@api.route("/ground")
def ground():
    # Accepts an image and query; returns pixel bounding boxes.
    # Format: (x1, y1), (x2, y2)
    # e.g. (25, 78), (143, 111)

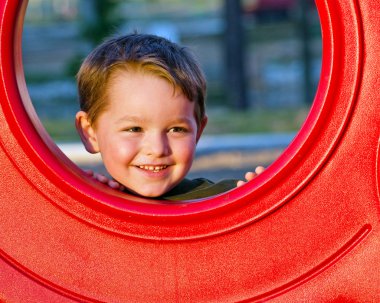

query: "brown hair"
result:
(77, 33), (207, 127)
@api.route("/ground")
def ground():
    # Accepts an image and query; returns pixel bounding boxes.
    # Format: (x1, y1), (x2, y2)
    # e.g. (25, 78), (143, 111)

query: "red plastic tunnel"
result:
(0, 0), (379, 302)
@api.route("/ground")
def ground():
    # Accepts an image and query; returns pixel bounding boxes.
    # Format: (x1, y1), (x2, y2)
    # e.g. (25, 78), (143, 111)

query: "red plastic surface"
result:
(1, 0), (379, 301)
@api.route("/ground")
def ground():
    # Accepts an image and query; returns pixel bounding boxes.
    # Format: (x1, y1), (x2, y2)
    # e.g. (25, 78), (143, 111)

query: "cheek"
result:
(99, 139), (136, 163)
(171, 138), (197, 163)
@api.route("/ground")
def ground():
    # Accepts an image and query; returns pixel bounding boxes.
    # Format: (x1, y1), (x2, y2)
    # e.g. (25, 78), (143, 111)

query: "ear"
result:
(75, 111), (100, 154)
(196, 115), (208, 143)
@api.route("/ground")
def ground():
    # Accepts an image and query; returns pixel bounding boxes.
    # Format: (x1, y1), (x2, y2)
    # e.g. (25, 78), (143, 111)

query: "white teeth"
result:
(138, 165), (167, 172)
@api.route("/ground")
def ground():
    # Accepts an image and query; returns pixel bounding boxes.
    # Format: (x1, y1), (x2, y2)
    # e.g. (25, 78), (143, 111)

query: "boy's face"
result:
(76, 70), (207, 198)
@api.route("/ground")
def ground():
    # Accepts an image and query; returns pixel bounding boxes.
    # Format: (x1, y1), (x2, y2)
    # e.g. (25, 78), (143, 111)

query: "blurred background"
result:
(22, 0), (322, 181)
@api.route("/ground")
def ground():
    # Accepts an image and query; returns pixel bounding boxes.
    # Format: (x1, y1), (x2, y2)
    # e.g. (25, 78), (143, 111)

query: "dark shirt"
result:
(160, 178), (238, 201)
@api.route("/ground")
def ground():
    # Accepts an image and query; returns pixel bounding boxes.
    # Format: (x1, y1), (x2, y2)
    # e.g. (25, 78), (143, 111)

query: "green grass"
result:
(42, 119), (79, 142)
(41, 106), (310, 142)
(204, 106), (310, 135)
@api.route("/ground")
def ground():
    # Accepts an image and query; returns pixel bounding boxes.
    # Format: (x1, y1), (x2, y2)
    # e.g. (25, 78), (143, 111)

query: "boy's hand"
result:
(84, 169), (125, 191)
(237, 166), (265, 187)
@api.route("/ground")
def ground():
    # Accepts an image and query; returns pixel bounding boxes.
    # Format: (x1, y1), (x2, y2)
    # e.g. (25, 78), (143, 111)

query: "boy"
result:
(75, 33), (263, 200)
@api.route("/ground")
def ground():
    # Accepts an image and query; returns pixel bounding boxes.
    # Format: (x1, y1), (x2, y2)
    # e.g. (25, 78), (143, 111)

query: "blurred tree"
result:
(66, 0), (122, 77)
(79, 0), (123, 45)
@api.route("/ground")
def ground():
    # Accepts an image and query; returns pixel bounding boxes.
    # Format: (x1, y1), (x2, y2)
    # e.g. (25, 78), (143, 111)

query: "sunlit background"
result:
(22, 0), (321, 180)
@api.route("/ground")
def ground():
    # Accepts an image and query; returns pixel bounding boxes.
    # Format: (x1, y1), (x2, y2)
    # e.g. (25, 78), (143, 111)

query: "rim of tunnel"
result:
(0, 0), (363, 240)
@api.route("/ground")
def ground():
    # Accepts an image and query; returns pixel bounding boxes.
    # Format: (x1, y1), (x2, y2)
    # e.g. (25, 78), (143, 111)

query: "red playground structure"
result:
(0, 0), (379, 301)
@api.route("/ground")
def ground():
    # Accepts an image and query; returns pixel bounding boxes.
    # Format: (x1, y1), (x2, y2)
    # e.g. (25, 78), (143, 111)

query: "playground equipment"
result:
(0, 0), (379, 301)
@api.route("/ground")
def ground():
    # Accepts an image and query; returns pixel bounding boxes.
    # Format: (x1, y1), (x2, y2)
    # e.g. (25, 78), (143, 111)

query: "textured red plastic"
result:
(0, 0), (379, 301)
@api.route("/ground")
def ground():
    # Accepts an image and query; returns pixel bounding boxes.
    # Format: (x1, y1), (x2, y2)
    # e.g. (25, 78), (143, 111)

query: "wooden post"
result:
(298, 0), (314, 104)
(224, 0), (248, 109)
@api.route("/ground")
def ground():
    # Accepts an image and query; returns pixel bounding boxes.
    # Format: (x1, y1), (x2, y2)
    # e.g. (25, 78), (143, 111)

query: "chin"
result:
(121, 179), (178, 198)
(137, 192), (165, 199)
(129, 187), (167, 199)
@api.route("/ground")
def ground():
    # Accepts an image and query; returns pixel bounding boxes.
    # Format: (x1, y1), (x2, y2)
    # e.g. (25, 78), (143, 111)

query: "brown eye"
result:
(169, 127), (187, 133)
(126, 127), (143, 132)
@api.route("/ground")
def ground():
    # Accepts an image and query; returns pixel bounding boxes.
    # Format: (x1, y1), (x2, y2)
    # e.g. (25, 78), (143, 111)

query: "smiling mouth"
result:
(138, 165), (168, 173)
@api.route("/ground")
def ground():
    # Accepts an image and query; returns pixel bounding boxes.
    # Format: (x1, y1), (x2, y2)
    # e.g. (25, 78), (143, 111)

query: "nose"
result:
(142, 131), (170, 157)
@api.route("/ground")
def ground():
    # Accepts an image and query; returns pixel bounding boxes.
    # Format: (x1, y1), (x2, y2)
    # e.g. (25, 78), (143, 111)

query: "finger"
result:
(108, 180), (125, 191)
(108, 180), (121, 189)
(84, 169), (94, 176)
(255, 166), (265, 175)
(245, 171), (257, 181)
(237, 180), (246, 187)
(95, 174), (108, 183)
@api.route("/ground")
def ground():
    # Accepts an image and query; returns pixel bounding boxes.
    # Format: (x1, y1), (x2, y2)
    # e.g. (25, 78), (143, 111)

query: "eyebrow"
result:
(115, 115), (194, 126)
(115, 115), (146, 125)
(170, 117), (194, 125)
